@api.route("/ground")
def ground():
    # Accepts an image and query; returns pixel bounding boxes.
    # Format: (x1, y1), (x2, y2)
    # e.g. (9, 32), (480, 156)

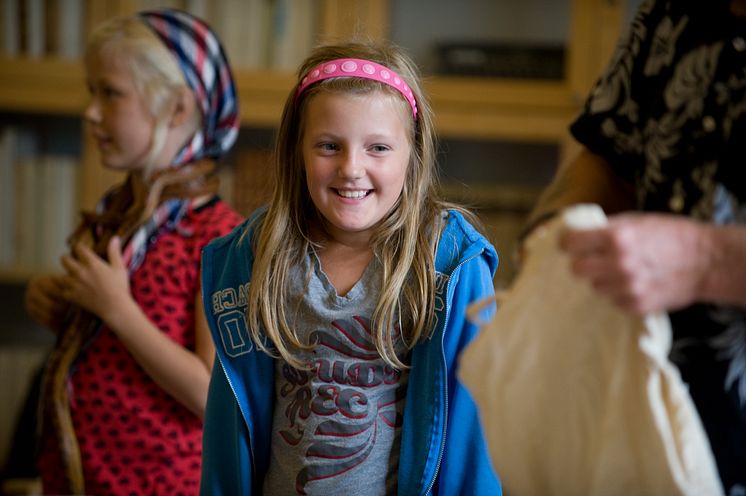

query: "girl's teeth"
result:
(338, 190), (367, 199)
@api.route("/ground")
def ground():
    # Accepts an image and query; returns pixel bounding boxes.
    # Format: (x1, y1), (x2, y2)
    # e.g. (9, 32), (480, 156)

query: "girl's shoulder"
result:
(203, 204), (266, 255)
(200, 206), (266, 292)
(438, 208), (492, 250)
(435, 208), (498, 275)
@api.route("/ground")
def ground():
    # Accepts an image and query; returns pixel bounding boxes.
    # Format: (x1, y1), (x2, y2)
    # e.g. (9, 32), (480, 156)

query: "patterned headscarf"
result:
(94, 8), (241, 271)
(139, 8), (239, 165)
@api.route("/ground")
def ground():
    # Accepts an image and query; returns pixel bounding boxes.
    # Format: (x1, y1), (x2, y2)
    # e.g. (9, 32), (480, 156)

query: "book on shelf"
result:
(13, 127), (39, 270)
(37, 155), (58, 268)
(205, 0), (273, 70)
(1, 0), (20, 56)
(54, 0), (84, 59)
(137, 0), (182, 10)
(216, 161), (235, 209)
(0, 127), (17, 266)
(4, 0), (84, 59)
(184, 0), (208, 19)
(244, 0), (273, 69)
(269, 0), (317, 71)
(202, 0), (317, 70)
(436, 42), (565, 80)
(38, 154), (77, 269)
(23, 0), (45, 58)
(231, 148), (274, 217)
(4, 125), (78, 272)
(3, 0), (318, 70)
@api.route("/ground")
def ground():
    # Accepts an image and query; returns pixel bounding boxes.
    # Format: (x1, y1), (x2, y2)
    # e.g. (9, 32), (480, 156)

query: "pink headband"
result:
(295, 58), (418, 119)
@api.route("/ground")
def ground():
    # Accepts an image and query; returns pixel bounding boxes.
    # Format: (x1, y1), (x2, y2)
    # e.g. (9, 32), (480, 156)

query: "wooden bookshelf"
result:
(0, 57), (87, 115)
(0, 0), (629, 281)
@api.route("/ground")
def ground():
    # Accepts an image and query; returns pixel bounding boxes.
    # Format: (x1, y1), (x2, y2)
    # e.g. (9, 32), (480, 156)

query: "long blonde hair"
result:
(248, 41), (477, 369)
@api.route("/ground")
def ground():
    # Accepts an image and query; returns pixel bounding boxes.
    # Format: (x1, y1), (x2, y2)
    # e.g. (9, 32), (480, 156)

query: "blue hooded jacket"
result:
(199, 209), (502, 495)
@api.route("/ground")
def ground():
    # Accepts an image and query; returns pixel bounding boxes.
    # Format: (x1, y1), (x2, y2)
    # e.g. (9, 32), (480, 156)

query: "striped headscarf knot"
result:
(138, 9), (240, 165)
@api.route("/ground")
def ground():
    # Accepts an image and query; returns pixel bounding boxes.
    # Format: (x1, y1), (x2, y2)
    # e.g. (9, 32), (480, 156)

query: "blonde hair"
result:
(85, 15), (201, 177)
(248, 41), (479, 369)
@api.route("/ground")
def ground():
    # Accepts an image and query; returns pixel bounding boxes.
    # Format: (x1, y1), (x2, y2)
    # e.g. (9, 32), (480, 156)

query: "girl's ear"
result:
(169, 87), (197, 128)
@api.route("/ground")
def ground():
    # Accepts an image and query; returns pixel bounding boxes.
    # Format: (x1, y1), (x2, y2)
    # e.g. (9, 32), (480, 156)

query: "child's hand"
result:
(61, 236), (134, 326)
(25, 274), (69, 332)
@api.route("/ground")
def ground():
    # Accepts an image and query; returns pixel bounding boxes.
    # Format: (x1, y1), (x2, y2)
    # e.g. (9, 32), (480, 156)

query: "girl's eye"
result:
(318, 142), (339, 152)
(103, 87), (120, 98)
(371, 144), (390, 153)
(89, 83), (123, 99)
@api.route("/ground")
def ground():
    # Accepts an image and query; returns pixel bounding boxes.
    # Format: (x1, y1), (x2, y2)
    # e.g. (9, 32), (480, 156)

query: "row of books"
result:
(0, 121), (278, 274)
(1, 0), (84, 59)
(436, 42), (565, 80)
(0, 126), (78, 271)
(218, 148), (274, 218)
(1, 0), (319, 71)
(187, 0), (319, 71)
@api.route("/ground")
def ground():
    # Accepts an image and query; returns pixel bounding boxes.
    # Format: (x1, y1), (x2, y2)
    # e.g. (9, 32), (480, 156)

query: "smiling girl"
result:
(199, 42), (502, 495)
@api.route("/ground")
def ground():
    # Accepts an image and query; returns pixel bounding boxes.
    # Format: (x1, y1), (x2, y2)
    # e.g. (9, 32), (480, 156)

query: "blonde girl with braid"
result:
(24, 9), (242, 495)
(199, 41), (502, 495)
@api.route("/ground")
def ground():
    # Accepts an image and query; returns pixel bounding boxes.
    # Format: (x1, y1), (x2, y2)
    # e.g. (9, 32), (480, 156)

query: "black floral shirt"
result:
(570, 0), (746, 492)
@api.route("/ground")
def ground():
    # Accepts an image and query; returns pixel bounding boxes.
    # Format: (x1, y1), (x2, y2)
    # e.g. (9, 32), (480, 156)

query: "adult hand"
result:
(60, 236), (134, 326)
(25, 274), (69, 332)
(559, 213), (709, 315)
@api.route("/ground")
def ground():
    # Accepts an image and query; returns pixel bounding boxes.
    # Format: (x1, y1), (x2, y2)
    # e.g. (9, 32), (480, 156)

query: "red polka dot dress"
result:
(39, 198), (242, 496)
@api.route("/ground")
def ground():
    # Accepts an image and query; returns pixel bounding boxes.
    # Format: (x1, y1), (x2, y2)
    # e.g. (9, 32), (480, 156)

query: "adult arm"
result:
(531, 147), (746, 313)
(60, 236), (215, 418)
(524, 146), (636, 234)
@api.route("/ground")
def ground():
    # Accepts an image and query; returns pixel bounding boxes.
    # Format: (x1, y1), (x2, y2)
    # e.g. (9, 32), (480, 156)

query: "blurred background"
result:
(0, 0), (643, 492)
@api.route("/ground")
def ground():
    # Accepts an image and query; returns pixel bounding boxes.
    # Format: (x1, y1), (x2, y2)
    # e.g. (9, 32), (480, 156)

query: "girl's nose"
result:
(338, 151), (364, 179)
(83, 97), (100, 123)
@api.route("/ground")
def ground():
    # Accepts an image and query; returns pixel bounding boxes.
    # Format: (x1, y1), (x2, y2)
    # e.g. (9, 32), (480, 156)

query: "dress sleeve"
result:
(569, 0), (662, 182)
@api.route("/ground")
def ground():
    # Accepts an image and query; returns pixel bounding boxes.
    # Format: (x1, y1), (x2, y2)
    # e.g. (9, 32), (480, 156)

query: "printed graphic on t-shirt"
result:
(272, 315), (406, 495)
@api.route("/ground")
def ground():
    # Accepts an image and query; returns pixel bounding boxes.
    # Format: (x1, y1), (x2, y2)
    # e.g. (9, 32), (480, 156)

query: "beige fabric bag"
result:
(458, 204), (723, 496)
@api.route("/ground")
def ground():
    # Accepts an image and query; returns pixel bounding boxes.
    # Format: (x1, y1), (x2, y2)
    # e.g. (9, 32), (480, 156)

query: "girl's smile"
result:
(302, 90), (411, 246)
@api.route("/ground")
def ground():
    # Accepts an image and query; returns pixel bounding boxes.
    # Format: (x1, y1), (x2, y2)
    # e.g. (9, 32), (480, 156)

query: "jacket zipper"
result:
(422, 250), (483, 495)
(217, 356), (257, 481)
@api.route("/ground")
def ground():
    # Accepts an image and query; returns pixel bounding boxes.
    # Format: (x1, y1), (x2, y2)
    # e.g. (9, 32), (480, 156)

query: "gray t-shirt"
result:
(262, 251), (409, 496)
